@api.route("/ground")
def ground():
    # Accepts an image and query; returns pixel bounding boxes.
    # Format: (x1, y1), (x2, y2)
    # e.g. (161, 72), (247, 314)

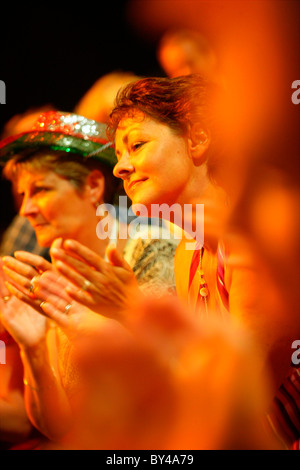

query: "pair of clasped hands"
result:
(0, 239), (139, 341)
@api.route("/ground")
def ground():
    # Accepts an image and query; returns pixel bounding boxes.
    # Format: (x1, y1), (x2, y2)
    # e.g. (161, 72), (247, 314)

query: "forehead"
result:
(115, 113), (171, 142)
(116, 110), (146, 132)
(16, 168), (58, 191)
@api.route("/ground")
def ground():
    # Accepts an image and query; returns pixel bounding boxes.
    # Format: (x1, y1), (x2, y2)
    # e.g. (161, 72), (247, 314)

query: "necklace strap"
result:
(188, 241), (229, 316)
(188, 241), (203, 289)
(216, 242), (229, 311)
(188, 242), (209, 316)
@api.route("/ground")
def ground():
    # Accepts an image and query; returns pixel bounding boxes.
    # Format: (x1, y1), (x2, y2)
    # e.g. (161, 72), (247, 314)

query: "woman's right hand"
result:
(2, 251), (53, 313)
(0, 258), (50, 349)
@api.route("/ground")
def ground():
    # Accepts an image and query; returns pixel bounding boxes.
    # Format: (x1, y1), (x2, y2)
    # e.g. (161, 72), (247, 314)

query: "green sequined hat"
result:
(0, 111), (117, 167)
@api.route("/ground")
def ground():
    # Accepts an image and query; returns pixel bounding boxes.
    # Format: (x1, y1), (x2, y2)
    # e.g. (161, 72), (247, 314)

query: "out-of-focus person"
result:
(42, 295), (281, 450)
(75, 71), (141, 124)
(157, 28), (221, 84)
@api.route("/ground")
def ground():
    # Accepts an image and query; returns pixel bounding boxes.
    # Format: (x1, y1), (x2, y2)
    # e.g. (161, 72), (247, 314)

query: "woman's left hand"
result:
(50, 239), (141, 324)
(30, 269), (106, 335)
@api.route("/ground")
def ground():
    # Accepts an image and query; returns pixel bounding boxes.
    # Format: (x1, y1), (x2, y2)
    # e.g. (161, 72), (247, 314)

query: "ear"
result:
(84, 169), (105, 206)
(187, 123), (210, 163)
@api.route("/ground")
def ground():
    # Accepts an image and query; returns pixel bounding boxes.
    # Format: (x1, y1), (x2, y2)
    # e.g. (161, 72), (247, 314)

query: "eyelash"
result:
(131, 142), (145, 152)
(18, 187), (50, 198)
(34, 187), (49, 194)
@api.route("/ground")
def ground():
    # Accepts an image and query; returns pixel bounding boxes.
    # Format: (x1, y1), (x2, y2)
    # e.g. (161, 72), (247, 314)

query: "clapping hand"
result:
(2, 251), (53, 313)
(0, 257), (50, 348)
(48, 238), (141, 324)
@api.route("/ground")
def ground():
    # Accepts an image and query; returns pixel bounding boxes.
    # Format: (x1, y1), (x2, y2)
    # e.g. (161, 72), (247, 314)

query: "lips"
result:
(127, 178), (148, 192)
(31, 222), (48, 229)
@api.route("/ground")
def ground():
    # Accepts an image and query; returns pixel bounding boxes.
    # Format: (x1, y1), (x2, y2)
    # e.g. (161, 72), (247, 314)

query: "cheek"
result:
(40, 196), (63, 219)
(40, 189), (81, 221)
(154, 154), (189, 187)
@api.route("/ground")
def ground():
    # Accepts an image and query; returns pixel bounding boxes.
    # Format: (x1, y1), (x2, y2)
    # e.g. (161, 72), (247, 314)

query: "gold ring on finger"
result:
(29, 275), (40, 293)
(82, 279), (91, 291)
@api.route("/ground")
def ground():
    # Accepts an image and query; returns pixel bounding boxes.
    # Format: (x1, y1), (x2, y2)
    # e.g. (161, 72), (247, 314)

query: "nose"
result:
(19, 194), (39, 218)
(113, 152), (135, 181)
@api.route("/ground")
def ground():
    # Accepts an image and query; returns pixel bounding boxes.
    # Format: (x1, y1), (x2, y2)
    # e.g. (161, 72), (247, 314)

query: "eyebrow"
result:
(123, 126), (144, 144)
(115, 126), (141, 157)
(16, 176), (48, 192)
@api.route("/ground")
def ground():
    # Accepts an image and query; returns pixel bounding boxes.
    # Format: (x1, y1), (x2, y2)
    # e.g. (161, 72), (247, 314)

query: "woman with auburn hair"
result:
(107, 74), (299, 449)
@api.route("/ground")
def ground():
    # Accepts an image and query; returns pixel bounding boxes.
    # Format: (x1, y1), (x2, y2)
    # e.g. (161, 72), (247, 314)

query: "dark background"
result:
(0, 1), (163, 129)
(0, 1), (164, 230)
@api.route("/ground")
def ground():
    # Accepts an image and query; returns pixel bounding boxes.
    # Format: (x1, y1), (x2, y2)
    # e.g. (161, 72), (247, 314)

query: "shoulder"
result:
(123, 230), (180, 295)
(123, 222), (180, 269)
(124, 236), (179, 273)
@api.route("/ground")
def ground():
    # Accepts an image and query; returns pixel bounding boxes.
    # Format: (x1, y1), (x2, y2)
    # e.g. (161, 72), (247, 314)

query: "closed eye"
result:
(131, 142), (145, 152)
(33, 186), (52, 195)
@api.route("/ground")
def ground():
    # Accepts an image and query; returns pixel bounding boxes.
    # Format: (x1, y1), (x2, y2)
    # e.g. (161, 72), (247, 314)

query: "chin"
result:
(131, 199), (153, 217)
(36, 237), (53, 248)
(130, 193), (158, 211)
(132, 196), (169, 214)
(35, 232), (57, 248)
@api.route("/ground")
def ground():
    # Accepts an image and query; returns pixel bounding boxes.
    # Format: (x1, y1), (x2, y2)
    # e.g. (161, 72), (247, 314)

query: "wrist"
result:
(23, 376), (40, 392)
(19, 339), (49, 367)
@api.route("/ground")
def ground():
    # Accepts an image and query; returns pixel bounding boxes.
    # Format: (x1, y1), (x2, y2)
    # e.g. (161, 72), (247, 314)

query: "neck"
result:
(75, 226), (109, 258)
(73, 210), (117, 257)
(178, 178), (229, 253)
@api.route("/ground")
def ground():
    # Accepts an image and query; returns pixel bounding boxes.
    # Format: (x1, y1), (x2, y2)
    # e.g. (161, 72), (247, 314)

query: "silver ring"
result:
(82, 279), (91, 291)
(64, 303), (72, 314)
(3, 296), (11, 303)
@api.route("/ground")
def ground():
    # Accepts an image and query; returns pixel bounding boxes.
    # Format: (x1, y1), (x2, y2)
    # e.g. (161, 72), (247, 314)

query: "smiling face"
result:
(113, 113), (196, 211)
(16, 169), (93, 247)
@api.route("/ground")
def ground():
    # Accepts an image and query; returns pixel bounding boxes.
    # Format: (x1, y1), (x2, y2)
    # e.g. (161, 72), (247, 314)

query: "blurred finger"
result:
(3, 255), (38, 280)
(51, 238), (63, 250)
(35, 285), (72, 313)
(39, 301), (70, 328)
(52, 247), (107, 284)
(54, 259), (100, 294)
(65, 286), (96, 307)
(37, 272), (73, 303)
(14, 251), (53, 273)
(51, 247), (99, 274)
(3, 265), (33, 291)
(5, 281), (44, 312)
(39, 269), (70, 289)
(62, 239), (105, 270)
(3, 268), (39, 300)
(105, 244), (132, 271)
